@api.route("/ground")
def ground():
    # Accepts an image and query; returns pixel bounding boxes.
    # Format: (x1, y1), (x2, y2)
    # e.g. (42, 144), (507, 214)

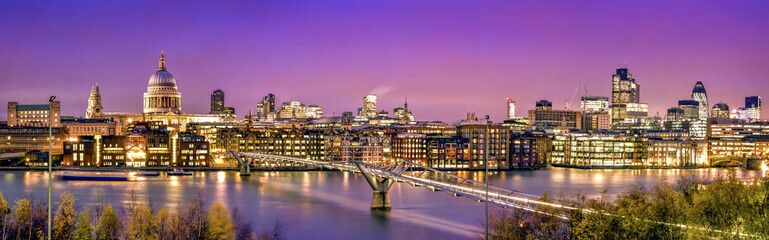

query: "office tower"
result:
(610, 67), (642, 123)
(535, 100), (552, 110)
(257, 93), (276, 120)
(278, 101), (307, 118)
(678, 100), (700, 120)
(711, 103), (730, 119)
(580, 96), (609, 113)
(506, 98), (516, 119)
(361, 94), (377, 118)
(690, 80), (708, 119)
(667, 107), (684, 121)
(305, 105), (323, 119)
(341, 112), (353, 125)
(143, 50), (182, 114)
(528, 108), (582, 130)
(210, 89), (224, 114)
(745, 96), (762, 120)
(86, 83), (103, 118)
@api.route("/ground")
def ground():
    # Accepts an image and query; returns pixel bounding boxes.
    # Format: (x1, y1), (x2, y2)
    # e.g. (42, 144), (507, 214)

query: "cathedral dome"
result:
(149, 70), (176, 87)
(147, 50), (177, 89)
(143, 50), (182, 114)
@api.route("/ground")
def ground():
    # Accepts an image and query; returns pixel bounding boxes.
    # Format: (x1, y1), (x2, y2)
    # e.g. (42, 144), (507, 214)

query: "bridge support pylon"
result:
(230, 151), (253, 176)
(354, 162), (395, 211)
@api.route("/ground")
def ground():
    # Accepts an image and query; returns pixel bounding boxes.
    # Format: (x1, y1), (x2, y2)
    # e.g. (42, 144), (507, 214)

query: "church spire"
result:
(246, 109), (253, 132)
(158, 49), (166, 71)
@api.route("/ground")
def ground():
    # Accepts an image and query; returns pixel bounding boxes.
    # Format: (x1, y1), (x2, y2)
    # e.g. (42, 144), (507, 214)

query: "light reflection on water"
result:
(0, 167), (765, 240)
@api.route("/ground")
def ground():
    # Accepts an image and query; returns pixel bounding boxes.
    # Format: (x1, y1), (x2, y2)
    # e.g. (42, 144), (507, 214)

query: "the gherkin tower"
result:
(691, 80), (708, 119)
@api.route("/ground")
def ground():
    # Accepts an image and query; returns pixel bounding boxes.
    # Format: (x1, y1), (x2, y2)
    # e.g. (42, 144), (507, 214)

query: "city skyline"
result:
(2, 1), (769, 122)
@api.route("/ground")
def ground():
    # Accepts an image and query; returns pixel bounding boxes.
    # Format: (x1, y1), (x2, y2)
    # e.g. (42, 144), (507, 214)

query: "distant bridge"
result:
(710, 156), (766, 169)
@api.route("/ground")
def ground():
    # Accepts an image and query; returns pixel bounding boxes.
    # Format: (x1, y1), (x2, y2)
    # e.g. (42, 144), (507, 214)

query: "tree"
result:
(0, 191), (9, 239)
(96, 205), (121, 240)
(206, 202), (235, 240)
(12, 197), (32, 240)
(156, 207), (170, 240)
(73, 207), (94, 240)
(126, 203), (158, 240)
(231, 207), (255, 240)
(53, 192), (77, 240)
(178, 194), (207, 239)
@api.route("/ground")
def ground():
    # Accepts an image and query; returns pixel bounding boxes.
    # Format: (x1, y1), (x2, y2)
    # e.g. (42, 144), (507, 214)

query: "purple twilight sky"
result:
(2, 0), (769, 122)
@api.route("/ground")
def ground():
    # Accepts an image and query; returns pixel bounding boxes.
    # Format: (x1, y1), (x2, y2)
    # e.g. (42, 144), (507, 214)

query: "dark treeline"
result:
(0, 191), (280, 240)
(489, 175), (769, 239)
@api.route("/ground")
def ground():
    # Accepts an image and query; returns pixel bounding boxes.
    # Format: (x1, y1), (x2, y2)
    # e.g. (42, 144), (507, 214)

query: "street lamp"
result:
(48, 95), (55, 240)
(484, 114), (490, 240)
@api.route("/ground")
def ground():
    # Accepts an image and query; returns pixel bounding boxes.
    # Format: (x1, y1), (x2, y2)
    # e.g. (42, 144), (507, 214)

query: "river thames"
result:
(0, 167), (765, 239)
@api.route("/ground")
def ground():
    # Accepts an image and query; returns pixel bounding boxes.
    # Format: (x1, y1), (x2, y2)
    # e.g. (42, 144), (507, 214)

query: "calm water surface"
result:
(0, 167), (765, 239)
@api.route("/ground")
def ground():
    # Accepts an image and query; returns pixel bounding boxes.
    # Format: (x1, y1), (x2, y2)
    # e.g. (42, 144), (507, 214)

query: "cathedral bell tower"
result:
(86, 83), (103, 118)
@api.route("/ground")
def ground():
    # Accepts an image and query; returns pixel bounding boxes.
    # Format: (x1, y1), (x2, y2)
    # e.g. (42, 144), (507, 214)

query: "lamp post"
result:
(484, 114), (490, 240)
(48, 95), (55, 240)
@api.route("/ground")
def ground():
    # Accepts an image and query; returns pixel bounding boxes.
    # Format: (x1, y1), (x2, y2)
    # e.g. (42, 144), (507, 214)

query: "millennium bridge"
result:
(228, 151), (759, 237)
(229, 151), (573, 217)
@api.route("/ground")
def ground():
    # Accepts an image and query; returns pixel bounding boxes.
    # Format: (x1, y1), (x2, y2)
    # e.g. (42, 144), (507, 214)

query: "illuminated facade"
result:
(143, 50), (181, 114)
(61, 118), (116, 138)
(535, 100), (552, 110)
(257, 93), (276, 120)
(711, 103), (730, 119)
(582, 113), (611, 131)
(551, 134), (646, 167)
(508, 131), (550, 168)
(325, 133), (390, 165)
(743, 96), (762, 121)
(86, 84), (103, 118)
(690, 80), (709, 119)
(610, 68), (646, 124)
(581, 96), (609, 113)
(506, 98), (516, 119)
(63, 135), (126, 167)
(457, 122), (508, 169)
(708, 136), (769, 165)
(528, 109), (582, 130)
(210, 89), (225, 114)
(0, 126), (65, 155)
(646, 138), (705, 167)
(360, 94), (378, 119)
(305, 105), (324, 119)
(708, 121), (769, 139)
(391, 133), (428, 166)
(7, 101), (61, 127)
(678, 100), (699, 121)
(178, 133), (209, 167)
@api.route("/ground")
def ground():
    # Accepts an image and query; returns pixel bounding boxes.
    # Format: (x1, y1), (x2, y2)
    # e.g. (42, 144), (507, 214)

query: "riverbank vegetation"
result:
(489, 175), (769, 239)
(0, 191), (280, 240)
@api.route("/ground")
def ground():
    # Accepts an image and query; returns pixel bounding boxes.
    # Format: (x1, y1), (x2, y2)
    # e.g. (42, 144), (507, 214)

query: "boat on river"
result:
(58, 171), (132, 181)
(167, 169), (192, 176)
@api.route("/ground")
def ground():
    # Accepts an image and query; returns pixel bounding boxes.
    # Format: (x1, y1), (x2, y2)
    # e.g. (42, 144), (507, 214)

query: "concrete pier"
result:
(371, 191), (391, 211)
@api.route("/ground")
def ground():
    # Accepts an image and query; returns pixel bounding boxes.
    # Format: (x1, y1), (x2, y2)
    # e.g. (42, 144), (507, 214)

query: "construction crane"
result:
(564, 75), (584, 111)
